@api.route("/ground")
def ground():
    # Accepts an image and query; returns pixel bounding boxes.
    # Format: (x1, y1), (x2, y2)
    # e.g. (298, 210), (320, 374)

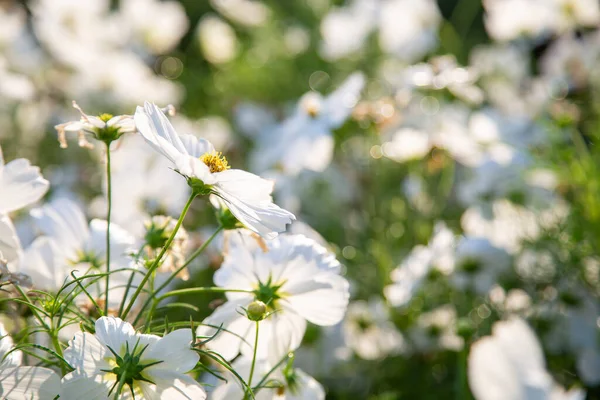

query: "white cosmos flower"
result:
(343, 298), (404, 360)
(468, 318), (585, 400)
(197, 234), (349, 362)
(0, 146), (49, 263)
(451, 237), (511, 295)
(28, 198), (137, 309)
(0, 366), (62, 400)
(134, 101), (295, 240)
(384, 223), (455, 307)
(210, 356), (325, 400)
(62, 316), (205, 399)
(54, 101), (137, 149)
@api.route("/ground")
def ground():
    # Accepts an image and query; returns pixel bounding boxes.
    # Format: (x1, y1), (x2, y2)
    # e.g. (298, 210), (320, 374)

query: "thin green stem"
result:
(132, 226), (223, 325)
(159, 287), (253, 301)
(120, 192), (196, 320)
(246, 321), (260, 399)
(143, 287), (252, 328)
(50, 331), (66, 375)
(105, 143), (112, 316)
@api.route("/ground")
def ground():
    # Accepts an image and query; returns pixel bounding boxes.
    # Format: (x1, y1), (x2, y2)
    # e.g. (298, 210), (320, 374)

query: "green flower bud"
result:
(247, 300), (268, 321)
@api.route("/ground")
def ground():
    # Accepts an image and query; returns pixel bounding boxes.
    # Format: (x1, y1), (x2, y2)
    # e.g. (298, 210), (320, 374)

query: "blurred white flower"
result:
(135, 101), (295, 239)
(0, 147), (49, 263)
(0, 147), (49, 215)
(62, 316), (205, 399)
(382, 128), (431, 162)
(252, 73), (365, 175)
(539, 32), (600, 92)
(382, 103), (485, 167)
(451, 237), (511, 294)
(378, 0), (441, 62)
(385, 223), (455, 307)
(468, 318), (585, 400)
(66, 51), (184, 108)
(320, 0), (378, 60)
(120, 0), (189, 54)
(30, 0), (122, 68)
(343, 298), (404, 360)
(456, 147), (531, 206)
(563, 297), (600, 386)
(320, 0), (441, 62)
(197, 234), (349, 362)
(210, 0), (271, 27)
(28, 198), (136, 309)
(484, 0), (600, 42)
(0, 57), (35, 102)
(409, 305), (463, 352)
(294, 323), (352, 377)
(461, 199), (569, 254)
(196, 15), (238, 64)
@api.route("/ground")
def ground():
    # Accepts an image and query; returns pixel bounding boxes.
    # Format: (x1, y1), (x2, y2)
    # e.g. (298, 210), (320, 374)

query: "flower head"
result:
(54, 101), (139, 148)
(197, 234), (349, 362)
(62, 316), (205, 399)
(134, 101), (295, 239)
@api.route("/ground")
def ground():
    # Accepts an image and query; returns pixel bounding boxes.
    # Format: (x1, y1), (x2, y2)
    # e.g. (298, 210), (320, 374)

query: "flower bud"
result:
(247, 300), (267, 321)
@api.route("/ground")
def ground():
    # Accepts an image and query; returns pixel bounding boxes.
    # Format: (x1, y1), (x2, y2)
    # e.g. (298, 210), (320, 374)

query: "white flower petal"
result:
(0, 215), (21, 263)
(135, 101), (188, 164)
(323, 72), (365, 128)
(0, 158), (49, 214)
(61, 371), (114, 400)
(0, 366), (62, 400)
(63, 331), (111, 375)
(145, 329), (198, 374)
(30, 198), (89, 258)
(178, 134), (215, 158)
(283, 274), (350, 326)
(468, 337), (523, 400)
(283, 368), (326, 400)
(140, 371), (206, 400)
(16, 236), (66, 291)
(213, 171), (295, 239)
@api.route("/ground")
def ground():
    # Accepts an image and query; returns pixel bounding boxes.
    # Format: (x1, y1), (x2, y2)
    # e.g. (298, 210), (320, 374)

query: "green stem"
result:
(144, 287), (253, 328)
(120, 192), (196, 320)
(246, 321), (260, 399)
(455, 347), (468, 400)
(50, 331), (66, 375)
(132, 226), (224, 325)
(105, 143), (112, 316)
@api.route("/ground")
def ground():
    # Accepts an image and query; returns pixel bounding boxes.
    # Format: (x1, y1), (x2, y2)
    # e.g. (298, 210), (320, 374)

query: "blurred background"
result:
(3, 0), (600, 398)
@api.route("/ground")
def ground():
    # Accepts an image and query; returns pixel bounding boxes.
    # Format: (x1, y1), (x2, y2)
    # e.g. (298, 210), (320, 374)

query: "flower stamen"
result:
(200, 151), (230, 173)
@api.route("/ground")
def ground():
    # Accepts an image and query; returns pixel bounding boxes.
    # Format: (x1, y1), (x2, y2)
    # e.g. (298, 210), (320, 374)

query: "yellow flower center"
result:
(99, 113), (114, 122)
(200, 151), (230, 173)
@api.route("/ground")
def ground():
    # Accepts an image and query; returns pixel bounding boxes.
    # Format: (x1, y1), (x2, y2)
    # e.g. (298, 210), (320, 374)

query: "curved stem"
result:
(132, 226), (224, 325)
(104, 143), (112, 316)
(144, 287), (253, 328)
(120, 192), (196, 320)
